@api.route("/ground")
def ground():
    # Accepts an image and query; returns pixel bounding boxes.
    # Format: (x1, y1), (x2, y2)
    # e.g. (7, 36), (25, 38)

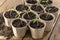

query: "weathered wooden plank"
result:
(49, 15), (60, 40)
(0, 0), (25, 13)
(0, 36), (7, 40)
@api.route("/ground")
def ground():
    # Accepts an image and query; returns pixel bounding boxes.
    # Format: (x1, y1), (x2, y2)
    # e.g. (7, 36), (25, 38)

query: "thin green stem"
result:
(32, 15), (39, 23)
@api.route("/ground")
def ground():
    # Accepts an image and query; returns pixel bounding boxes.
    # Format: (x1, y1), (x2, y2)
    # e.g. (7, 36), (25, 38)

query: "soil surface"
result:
(4, 10), (17, 18)
(30, 21), (44, 29)
(46, 6), (58, 13)
(31, 5), (43, 12)
(16, 5), (28, 11)
(40, 14), (53, 21)
(12, 19), (26, 27)
(23, 12), (36, 20)
(0, 25), (13, 39)
(26, 0), (37, 4)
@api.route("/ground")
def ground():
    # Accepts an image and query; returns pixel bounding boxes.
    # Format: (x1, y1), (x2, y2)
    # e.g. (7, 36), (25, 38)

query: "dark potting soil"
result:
(3, 27), (13, 38)
(0, 15), (4, 24)
(19, 12), (24, 18)
(4, 10), (17, 18)
(31, 5), (43, 12)
(12, 19), (26, 27)
(40, 14), (53, 21)
(23, 12), (36, 20)
(30, 21), (44, 29)
(16, 5), (28, 11)
(26, 0), (37, 4)
(0, 25), (13, 39)
(46, 6), (58, 13)
(40, 0), (52, 5)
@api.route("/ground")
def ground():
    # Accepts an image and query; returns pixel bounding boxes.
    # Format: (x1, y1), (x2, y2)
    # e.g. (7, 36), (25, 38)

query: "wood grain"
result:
(0, 0), (60, 40)
(49, 15), (60, 40)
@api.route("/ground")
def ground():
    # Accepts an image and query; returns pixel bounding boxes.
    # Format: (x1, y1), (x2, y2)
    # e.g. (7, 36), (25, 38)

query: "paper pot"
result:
(28, 20), (46, 39)
(39, 13), (55, 31)
(3, 10), (18, 27)
(11, 18), (27, 38)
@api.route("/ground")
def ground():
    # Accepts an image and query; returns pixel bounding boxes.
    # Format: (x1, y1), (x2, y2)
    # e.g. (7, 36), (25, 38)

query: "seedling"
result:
(9, 9), (21, 18)
(45, 7), (51, 18)
(15, 10), (21, 18)
(40, 0), (51, 6)
(16, 5), (29, 18)
(32, 15), (39, 23)
(23, 9), (30, 12)
(32, 15), (40, 28)
(41, 0), (49, 3)
(47, 7), (52, 12)
(24, 9), (32, 19)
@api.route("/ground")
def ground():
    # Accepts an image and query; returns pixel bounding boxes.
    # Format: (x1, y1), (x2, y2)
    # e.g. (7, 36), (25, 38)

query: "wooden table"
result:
(0, 0), (60, 40)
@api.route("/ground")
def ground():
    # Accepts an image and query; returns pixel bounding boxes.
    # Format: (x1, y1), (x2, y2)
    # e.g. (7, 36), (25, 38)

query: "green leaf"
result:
(32, 18), (37, 23)
(48, 8), (52, 11)
(42, 0), (49, 3)
(15, 13), (19, 18)
(32, 15), (39, 23)
(15, 10), (21, 18)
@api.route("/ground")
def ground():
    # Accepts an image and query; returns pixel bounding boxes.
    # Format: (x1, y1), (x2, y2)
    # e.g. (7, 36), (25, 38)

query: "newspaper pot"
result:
(22, 11), (38, 22)
(40, 0), (53, 7)
(25, 0), (38, 6)
(45, 6), (59, 22)
(3, 10), (18, 27)
(39, 13), (55, 31)
(11, 18), (27, 38)
(28, 20), (46, 39)
(30, 4), (44, 13)
(15, 4), (29, 12)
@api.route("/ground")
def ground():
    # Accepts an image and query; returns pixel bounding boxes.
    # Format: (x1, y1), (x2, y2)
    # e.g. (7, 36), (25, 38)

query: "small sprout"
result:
(15, 12), (20, 18)
(48, 7), (52, 11)
(32, 18), (38, 23)
(27, 9), (30, 11)
(22, 10), (27, 12)
(42, 0), (49, 3)
(16, 9), (30, 18)
(32, 15), (39, 23)
(21, 9), (30, 13)
(9, 9), (21, 18)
